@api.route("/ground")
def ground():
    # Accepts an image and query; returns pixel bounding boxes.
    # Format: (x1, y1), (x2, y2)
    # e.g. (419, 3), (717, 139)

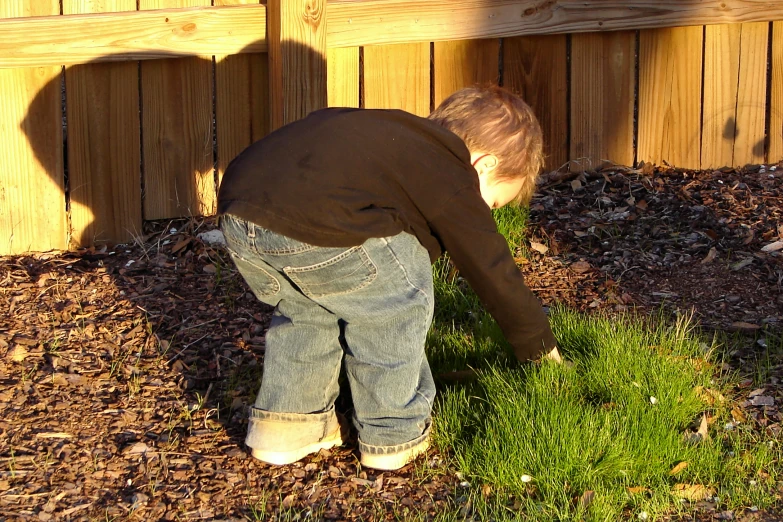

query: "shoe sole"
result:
(251, 428), (345, 465)
(360, 438), (430, 471)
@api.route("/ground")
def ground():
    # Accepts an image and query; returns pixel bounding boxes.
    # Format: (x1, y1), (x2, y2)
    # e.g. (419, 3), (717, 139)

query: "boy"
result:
(217, 85), (560, 471)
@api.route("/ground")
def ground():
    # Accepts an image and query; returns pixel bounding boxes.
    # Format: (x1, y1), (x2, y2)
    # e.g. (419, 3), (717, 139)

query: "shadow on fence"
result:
(21, 39), (279, 248)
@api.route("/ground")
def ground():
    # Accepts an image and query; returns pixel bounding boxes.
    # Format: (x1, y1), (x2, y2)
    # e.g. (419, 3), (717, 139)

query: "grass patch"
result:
(427, 205), (780, 520)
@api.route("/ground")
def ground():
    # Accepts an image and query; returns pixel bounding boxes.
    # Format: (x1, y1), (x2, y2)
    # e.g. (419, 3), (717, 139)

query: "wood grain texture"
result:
(327, 47), (360, 108)
(702, 22), (768, 168)
(770, 22), (783, 163)
(363, 43), (430, 116)
(433, 39), (500, 107)
(215, 0), (268, 190)
(268, 0), (328, 129)
(327, 0), (783, 49)
(638, 27), (703, 169)
(141, 0), (215, 220)
(570, 31), (635, 170)
(64, 0), (141, 247)
(0, 5), (267, 68)
(503, 35), (568, 171)
(0, 0), (66, 254)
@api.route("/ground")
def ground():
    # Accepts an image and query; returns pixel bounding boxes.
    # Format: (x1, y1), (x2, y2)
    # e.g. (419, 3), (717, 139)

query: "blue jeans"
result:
(220, 214), (435, 455)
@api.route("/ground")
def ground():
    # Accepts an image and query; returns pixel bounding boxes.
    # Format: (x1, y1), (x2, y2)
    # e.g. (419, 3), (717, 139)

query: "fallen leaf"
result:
(36, 432), (73, 439)
(760, 241), (783, 252)
(281, 494), (295, 509)
(573, 230), (588, 238)
(124, 442), (150, 455)
(635, 199), (648, 210)
(694, 386), (726, 405)
(203, 264), (217, 274)
(60, 503), (93, 517)
(530, 242), (549, 255)
(748, 388), (766, 397)
(579, 490), (595, 508)
(731, 408), (746, 423)
(730, 258), (753, 270)
(350, 477), (375, 487)
(669, 461), (689, 475)
(729, 321), (760, 332)
(8, 345), (29, 362)
(751, 396), (775, 407)
(626, 486), (650, 495)
(571, 261), (591, 273)
(672, 483), (715, 500)
(701, 247), (718, 264)
(51, 373), (69, 387)
(482, 484), (492, 498)
(571, 179), (583, 191)
(696, 414), (710, 441)
(171, 237), (191, 254)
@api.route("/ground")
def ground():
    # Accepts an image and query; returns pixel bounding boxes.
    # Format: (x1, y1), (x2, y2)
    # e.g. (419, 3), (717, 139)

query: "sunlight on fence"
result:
(0, 1), (782, 254)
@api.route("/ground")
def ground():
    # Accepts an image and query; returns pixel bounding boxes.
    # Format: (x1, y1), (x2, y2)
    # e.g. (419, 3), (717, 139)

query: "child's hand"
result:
(538, 346), (573, 368)
(541, 346), (563, 363)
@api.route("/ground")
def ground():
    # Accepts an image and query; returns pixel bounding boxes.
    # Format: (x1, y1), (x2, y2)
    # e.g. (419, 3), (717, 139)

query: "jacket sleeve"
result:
(429, 186), (557, 361)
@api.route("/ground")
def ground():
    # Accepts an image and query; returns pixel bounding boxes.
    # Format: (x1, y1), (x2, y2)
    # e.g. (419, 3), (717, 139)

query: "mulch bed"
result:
(1, 164), (781, 520)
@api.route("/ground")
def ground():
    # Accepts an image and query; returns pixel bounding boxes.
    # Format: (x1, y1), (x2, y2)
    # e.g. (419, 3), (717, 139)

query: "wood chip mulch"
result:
(1, 162), (782, 520)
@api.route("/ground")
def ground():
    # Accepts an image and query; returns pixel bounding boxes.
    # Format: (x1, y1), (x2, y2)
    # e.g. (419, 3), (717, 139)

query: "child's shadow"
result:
(19, 40), (326, 450)
(20, 39), (292, 248)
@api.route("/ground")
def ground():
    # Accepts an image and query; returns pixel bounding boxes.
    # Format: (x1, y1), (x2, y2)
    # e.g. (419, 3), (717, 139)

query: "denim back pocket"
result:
(229, 252), (281, 298)
(283, 246), (377, 298)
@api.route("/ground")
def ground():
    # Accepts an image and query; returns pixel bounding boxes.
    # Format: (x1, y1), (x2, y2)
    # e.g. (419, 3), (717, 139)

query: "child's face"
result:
(472, 153), (524, 209)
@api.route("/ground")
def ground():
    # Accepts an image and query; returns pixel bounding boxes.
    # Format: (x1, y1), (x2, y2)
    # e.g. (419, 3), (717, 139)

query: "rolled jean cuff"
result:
(245, 406), (339, 452)
(358, 420), (431, 456)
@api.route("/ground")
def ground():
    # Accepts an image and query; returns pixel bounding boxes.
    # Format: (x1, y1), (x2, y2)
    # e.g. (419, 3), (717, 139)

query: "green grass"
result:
(426, 205), (781, 521)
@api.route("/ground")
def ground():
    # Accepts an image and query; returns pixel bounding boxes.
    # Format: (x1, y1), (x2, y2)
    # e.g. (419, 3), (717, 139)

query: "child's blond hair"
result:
(428, 85), (544, 206)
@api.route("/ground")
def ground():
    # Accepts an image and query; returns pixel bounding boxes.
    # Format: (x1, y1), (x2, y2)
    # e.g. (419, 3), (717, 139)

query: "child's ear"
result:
(471, 153), (499, 177)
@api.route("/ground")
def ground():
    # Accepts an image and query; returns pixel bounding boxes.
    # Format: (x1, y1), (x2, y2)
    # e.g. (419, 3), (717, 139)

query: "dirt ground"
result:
(1, 164), (782, 521)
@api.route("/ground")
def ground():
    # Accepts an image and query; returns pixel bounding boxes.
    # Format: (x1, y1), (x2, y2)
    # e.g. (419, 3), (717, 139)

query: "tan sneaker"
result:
(360, 437), (430, 471)
(251, 425), (346, 465)
(247, 408), (349, 466)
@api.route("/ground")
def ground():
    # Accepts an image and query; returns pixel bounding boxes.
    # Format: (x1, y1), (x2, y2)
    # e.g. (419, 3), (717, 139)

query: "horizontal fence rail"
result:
(326, 0), (783, 48)
(1, 1), (782, 67)
(0, 0), (782, 255)
(0, 5), (267, 68)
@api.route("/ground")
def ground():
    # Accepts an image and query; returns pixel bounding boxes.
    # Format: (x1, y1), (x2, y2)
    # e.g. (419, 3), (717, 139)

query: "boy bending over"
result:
(217, 86), (560, 471)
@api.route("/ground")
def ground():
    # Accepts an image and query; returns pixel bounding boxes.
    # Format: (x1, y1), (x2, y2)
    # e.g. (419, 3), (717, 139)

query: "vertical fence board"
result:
(363, 43), (430, 116)
(433, 39), (500, 108)
(215, 0), (268, 191)
(703, 24), (742, 168)
(733, 23), (768, 166)
(702, 23), (768, 169)
(140, 0), (214, 220)
(570, 32), (635, 171)
(771, 22), (783, 163)
(503, 35), (568, 172)
(63, 0), (141, 247)
(327, 47), (360, 108)
(268, 0), (328, 129)
(0, 0), (65, 254)
(638, 27), (703, 169)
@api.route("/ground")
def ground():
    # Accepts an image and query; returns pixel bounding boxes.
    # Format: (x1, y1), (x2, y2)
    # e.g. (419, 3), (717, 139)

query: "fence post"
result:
(267, 0), (328, 130)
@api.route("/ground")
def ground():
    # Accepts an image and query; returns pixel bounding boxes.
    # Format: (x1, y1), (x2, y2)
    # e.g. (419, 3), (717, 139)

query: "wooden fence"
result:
(1, 0), (782, 255)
